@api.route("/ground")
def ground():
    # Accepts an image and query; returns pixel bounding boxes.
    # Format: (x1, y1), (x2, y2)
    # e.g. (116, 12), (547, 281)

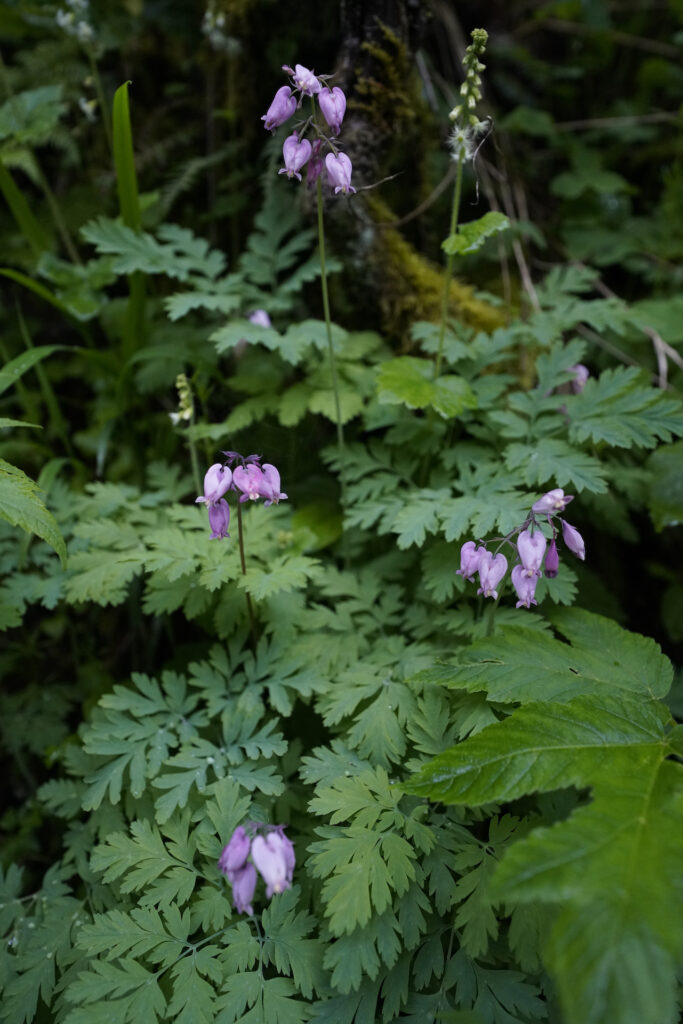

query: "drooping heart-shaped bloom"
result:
(319, 86), (346, 135)
(218, 826), (250, 877)
(511, 565), (539, 609)
(532, 488), (573, 515)
(208, 499), (230, 539)
(233, 463), (265, 502)
(568, 363), (589, 394)
(477, 551), (508, 600)
(456, 540), (486, 582)
(325, 152), (356, 195)
(261, 85), (297, 131)
(196, 463), (232, 506)
(517, 528), (547, 577)
(544, 538), (559, 578)
(230, 863), (257, 915)
(260, 464), (288, 506)
(248, 309), (271, 328)
(561, 519), (585, 560)
(278, 133), (312, 182)
(291, 63), (321, 95)
(251, 830), (295, 898)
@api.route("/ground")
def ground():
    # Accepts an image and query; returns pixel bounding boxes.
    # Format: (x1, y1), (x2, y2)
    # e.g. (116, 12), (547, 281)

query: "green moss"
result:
(367, 196), (505, 342)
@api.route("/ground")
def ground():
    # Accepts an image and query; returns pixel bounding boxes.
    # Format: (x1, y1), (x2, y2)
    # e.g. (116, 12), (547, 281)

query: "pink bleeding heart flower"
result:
(196, 463), (232, 506)
(291, 63), (321, 96)
(477, 551), (508, 600)
(233, 463), (265, 503)
(261, 85), (297, 131)
(325, 152), (356, 195)
(511, 565), (539, 609)
(318, 86), (346, 135)
(517, 528), (547, 577)
(279, 133), (312, 182)
(532, 488), (573, 515)
(456, 541), (486, 583)
(208, 499), (230, 539)
(251, 829), (295, 898)
(260, 463), (288, 506)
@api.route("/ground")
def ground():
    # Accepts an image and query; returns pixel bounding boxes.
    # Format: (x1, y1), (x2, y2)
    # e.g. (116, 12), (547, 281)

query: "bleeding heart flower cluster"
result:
(218, 824), (295, 915)
(456, 488), (585, 610)
(261, 63), (355, 195)
(195, 451), (287, 539)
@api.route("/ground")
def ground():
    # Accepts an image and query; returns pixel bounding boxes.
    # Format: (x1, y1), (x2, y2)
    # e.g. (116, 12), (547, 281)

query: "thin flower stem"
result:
(236, 501), (257, 646)
(87, 48), (113, 156)
(315, 175), (347, 510)
(434, 158), (464, 379)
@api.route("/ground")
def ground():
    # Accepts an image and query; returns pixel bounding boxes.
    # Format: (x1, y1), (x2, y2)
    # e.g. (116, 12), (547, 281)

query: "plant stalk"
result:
(315, 175), (346, 509)
(236, 501), (257, 646)
(434, 158), (464, 379)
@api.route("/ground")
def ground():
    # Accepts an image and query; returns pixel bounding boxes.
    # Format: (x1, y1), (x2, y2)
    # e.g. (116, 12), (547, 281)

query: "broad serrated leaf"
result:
(566, 367), (683, 449)
(411, 607), (672, 704)
(503, 439), (607, 493)
(0, 459), (67, 566)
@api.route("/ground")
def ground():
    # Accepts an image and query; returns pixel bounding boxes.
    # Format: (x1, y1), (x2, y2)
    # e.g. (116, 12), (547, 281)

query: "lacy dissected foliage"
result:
(1, 2), (683, 1024)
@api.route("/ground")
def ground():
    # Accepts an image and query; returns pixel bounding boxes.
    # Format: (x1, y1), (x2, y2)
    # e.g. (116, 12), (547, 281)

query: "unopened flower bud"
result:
(561, 520), (585, 560)
(544, 539), (559, 578)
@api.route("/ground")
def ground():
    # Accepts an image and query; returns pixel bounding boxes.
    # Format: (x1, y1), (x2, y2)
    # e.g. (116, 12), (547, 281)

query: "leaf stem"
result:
(434, 158), (464, 379)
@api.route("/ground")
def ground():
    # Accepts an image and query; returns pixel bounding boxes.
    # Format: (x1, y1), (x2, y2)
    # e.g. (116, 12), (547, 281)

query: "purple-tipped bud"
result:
(517, 528), (547, 577)
(561, 519), (585, 560)
(230, 863), (257, 915)
(511, 565), (539, 609)
(196, 463), (232, 506)
(218, 826), (250, 877)
(248, 309), (271, 328)
(325, 152), (356, 195)
(278, 133), (312, 182)
(568, 364), (589, 394)
(260, 463), (288, 506)
(292, 63), (321, 95)
(208, 499), (230, 540)
(318, 86), (346, 135)
(261, 85), (297, 131)
(532, 488), (574, 514)
(477, 551), (508, 600)
(306, 139), (324, 187)
(545, 539), (559, 578)
(251, 830), (295, 898)
(456, 540), (486, 583)
(233, 464), (264, 503)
